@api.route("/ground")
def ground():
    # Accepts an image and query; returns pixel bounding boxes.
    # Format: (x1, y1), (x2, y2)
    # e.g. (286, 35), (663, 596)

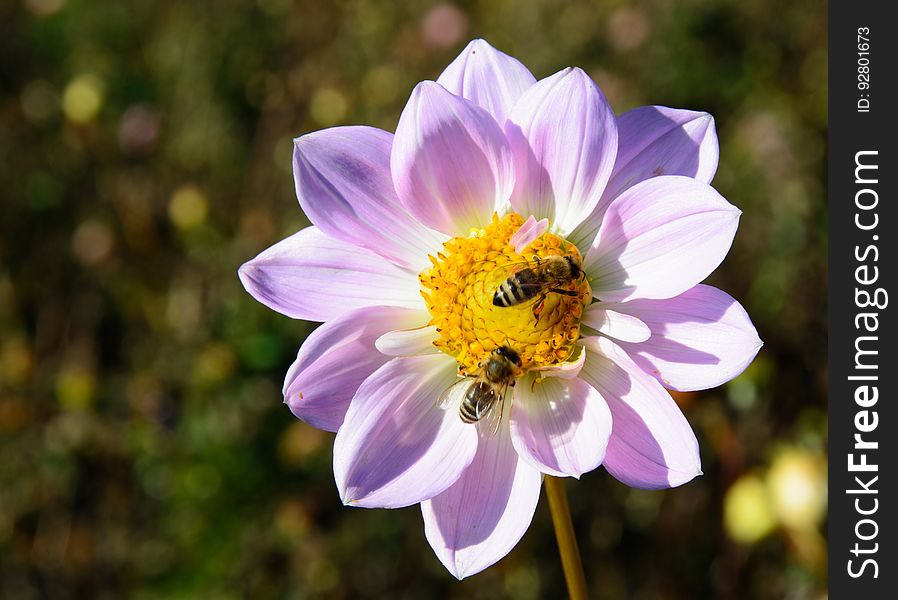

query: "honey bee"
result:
(492, 254), (583, 321)
(441, 346), (522, 431)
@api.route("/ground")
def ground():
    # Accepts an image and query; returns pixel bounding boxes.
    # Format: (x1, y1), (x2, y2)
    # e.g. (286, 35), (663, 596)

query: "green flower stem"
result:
(544, 476), (588, 600)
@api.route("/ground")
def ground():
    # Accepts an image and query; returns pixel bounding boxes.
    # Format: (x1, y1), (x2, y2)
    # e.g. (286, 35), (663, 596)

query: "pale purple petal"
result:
(422, 425), (542, 579)
(509, 215), (549, 254)
(583, 176), (741, 303)
(284, 306), (430, 432)
(293, 126), (447, 271)
(609, 106), (719, 193)
(375, 325), (440, 357)
(392, 81), (515, 236)
(238, 227), (423, 322)
(613, 285), (763, 391)
(437, 39), (536, 125)
(578, 336), (702, 489)
(505, 67), (617, 235)
(333, 354), (478, 508)
(581, 305), (651, 343)
(570, 106), (719, 248)
(510, 376), (612, 478)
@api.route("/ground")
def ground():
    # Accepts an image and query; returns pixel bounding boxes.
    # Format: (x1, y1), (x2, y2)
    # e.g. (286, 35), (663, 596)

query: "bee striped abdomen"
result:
(493, 269), (540, 307)
(460, 381), (496, 423)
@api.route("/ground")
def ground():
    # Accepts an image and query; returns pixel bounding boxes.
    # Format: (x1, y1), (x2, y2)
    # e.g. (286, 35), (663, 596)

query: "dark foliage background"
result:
(1, 0), (826, 598)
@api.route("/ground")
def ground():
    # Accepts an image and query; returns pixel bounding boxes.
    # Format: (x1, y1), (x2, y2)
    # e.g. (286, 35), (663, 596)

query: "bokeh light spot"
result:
(56, 367), (97, 411)
(1, 336), (34, 388)
(118, 104), (161, 157)
(309, 87), (348, 126)
(767, 449), (827, 532)
(607, 7), (650, 52)
(71, 219), (116, 266)
(421, 3), (468, 48)
(724, 474), (777, 544)
(193, 343), (237, 385)
(168, 185), (209, 230)
(278, 421), (327, 466)
(62, 74), (104, 124)
(24, 0), (66, 17)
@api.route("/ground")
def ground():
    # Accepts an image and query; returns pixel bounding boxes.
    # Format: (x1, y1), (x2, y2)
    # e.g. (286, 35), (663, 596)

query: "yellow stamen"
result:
(420, 213), (591, 373)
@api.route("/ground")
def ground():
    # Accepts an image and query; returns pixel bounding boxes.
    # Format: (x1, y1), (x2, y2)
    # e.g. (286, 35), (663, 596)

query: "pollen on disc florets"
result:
(419, 213), (591, 375)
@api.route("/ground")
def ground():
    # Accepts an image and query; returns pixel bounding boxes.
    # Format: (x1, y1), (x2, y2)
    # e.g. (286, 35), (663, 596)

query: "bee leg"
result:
(532, 294), (548, 323)
(550, 288), (579, 297)
(549, 288), (580, 298)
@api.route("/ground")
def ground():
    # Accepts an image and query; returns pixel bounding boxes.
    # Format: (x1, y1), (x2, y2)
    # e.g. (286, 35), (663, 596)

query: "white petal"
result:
(375, 325), (441, 357)
(239, 227), (423, 322)
(613, 285), (763, 391)
(581, 305), (651, 343)
(578, 336), (702, 489)
(437, 39), (537, 125)
(293, 126), (447, 271)
(583, 176), (741, 302)
(510, 376), (612, 478)
(284, 306), (430, 432)
(421, 425), (542, 579)
(505, 68), (617, 235)
(569, 106), (719, 249)
(333, 355), (478, 508)
(392, 81), (515, 236)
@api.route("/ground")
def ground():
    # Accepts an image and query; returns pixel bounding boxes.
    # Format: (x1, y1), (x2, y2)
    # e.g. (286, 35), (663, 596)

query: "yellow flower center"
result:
(419, 213), (591, 375)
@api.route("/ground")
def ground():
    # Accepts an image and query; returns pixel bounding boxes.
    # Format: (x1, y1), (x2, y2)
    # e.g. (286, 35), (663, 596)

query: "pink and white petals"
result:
(510, 377), (612, 478)
(584, 176), (741, 303)
(614, 285), (763, 392)
(283, 306), (430, 432)
(293, 126), (446, 272)
(238, 227), (423, 322)
(505, 68), (618, 236)
(570, 106), (719, 249)
(334, 354), (478, 509)
(509, 215), (549, 254)
(581, 305), (651, 343)
(437, 39), (536, 126)
(392, 81), (515, 236)
(579, 336), (702, 489)
(422, 426), (542, 579)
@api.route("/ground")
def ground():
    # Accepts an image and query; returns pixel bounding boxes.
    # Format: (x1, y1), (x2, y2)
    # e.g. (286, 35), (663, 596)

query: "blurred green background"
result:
(0, 0), (827, 598)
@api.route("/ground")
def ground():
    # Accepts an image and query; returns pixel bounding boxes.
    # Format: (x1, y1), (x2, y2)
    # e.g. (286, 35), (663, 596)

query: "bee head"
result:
(493, 345), (522, 367)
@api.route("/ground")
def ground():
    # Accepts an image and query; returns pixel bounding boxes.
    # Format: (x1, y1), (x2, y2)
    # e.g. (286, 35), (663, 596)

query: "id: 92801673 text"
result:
(857, 27), (871, 113)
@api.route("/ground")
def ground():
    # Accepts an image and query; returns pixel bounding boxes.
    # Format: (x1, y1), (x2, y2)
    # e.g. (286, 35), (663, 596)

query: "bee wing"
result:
(480, 382), (511, 436)
(437, 376), (471, 410)
(484, 259), (533, 284)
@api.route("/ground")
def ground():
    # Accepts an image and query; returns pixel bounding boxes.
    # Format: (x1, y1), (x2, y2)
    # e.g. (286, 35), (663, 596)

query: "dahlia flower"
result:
(239, 39), (761, 579)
